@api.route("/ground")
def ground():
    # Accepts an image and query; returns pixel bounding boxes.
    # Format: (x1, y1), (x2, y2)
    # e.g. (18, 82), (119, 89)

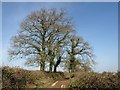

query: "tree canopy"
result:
(8, 8), (95, 72)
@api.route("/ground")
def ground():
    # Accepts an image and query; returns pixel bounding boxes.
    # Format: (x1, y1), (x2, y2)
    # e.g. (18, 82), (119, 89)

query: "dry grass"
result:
(2, 66), (64, 89)
(2, 66), (119, 89)
(68, 71), (120, 89)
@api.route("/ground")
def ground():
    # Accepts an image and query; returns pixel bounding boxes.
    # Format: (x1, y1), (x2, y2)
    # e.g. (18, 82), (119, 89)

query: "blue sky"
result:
(1, 0), (119, 2)
(0, 2), (2, 66)
(2, 2), (118, 72)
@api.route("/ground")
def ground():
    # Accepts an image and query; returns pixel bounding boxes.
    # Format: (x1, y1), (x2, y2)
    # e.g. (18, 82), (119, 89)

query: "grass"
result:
(1, 66), (119, 89)
(2, 66), (64, 89)
(68, 71), (119, 89)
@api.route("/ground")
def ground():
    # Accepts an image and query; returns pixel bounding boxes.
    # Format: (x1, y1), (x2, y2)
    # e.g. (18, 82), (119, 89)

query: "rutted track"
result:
(48, 79), (68, 88)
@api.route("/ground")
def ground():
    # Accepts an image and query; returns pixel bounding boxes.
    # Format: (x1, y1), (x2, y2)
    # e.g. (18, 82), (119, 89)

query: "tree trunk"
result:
(54, 65), (57, 72)
(42, 61), (45, 71)
(53, 56), (61, 72)
(40, 59), (45, 71)
(41, 31), (46, 71)
(49, 55), (55, 72)
(49, 62), (53, 72)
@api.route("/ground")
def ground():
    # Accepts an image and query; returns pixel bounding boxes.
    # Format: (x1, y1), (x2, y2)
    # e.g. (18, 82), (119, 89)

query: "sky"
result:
(2, 2), (118, 72)
(0, 2), (2, 67)
(1, 0), (119, 2)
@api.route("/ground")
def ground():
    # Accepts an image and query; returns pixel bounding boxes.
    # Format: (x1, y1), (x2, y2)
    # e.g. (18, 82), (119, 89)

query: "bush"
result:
(68, 72), (119, 89)
(2, 66), (64, 89)
(2, 66), (36, 89)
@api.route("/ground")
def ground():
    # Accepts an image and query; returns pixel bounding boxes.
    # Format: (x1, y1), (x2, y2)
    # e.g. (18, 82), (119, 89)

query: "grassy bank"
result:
(1, 66), (119, 89)
(68, 71), (120, 88)
(2, 66), (64, 89)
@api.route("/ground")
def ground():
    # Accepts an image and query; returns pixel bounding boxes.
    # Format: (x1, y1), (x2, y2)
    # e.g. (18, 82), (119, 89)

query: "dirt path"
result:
(48, 79), (69, 88)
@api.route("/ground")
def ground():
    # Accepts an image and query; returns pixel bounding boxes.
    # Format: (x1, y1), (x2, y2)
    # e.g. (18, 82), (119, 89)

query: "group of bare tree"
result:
(8, 8), (95, 73)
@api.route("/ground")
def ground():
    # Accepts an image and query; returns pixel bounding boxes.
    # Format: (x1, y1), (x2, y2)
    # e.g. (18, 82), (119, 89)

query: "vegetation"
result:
(2, 66), (119, 89)
(4, 8), (118, 89)
(68, 71), (119, 89)
(64, 35), (95, 73)
(8, 8), (95, 72)
(2, 66), (64, 89)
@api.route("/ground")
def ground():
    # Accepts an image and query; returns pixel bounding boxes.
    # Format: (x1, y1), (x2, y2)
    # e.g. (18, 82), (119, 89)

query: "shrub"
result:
(2, 66), (64, 89)
(68, 72), (119, 89)
(2, 66), (35, 89)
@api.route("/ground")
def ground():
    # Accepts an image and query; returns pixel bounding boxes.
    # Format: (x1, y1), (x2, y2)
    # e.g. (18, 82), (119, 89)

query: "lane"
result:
(51, 81), (58, 87)
(61, 85), (66, 88)
(48, 80), (68, 88)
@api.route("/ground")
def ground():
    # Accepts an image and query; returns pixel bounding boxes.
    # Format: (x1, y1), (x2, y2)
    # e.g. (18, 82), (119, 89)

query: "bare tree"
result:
(65, 35), (95, 72)
(8, 8), (95, 72)
(8, 8), (73, 71)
